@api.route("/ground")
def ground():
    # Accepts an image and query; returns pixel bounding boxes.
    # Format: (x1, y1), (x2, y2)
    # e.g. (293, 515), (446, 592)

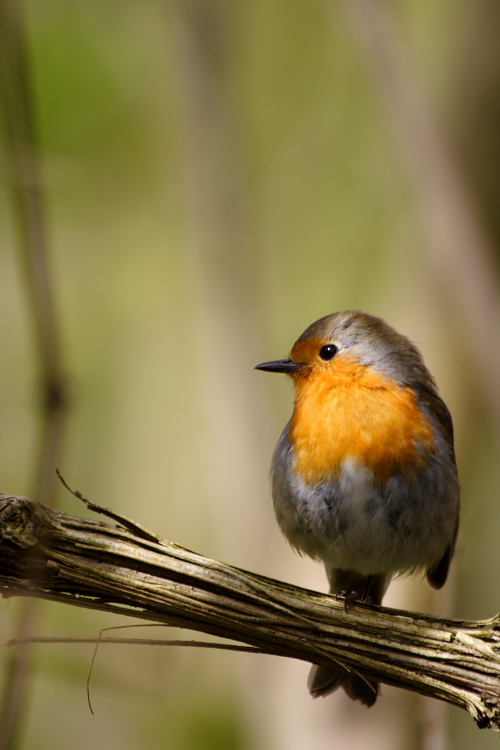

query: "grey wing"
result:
(417, 384), (459, 589)
(416, 382), (456, 457)
(426, 516), (459, 589)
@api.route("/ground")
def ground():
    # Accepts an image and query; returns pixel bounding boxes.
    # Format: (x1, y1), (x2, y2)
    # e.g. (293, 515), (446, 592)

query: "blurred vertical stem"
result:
(0, 0), (69, 747)
(172, 1), (269, 559)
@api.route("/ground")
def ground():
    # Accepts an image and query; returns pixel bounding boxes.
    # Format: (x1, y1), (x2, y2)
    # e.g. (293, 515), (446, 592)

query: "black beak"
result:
(255, 358), (304, 374)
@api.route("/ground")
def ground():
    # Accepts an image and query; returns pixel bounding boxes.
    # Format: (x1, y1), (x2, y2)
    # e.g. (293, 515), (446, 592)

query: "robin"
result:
(256, 311), (460, 706)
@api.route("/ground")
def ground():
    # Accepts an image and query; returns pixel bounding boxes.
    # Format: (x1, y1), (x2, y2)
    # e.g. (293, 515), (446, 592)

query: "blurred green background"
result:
(1, 0), (500, 748)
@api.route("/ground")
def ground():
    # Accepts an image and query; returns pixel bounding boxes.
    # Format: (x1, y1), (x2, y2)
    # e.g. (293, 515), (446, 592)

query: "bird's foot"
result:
(334, 589), (351, 611)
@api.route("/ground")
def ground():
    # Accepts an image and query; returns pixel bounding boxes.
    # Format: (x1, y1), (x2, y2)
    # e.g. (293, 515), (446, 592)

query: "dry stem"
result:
(1, 493), (499, 731)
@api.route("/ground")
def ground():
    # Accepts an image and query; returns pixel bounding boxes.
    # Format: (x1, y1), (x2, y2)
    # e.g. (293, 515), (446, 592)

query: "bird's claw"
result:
(337, 590), (359, 612)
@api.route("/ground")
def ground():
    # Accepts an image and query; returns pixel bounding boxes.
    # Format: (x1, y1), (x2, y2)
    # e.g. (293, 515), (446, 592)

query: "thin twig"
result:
(4, 635), (262, 652)
(4, 630), (263, 716)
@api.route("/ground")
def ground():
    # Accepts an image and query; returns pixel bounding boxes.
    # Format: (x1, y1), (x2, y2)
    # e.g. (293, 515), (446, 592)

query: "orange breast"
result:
(289, 357), (435, 486)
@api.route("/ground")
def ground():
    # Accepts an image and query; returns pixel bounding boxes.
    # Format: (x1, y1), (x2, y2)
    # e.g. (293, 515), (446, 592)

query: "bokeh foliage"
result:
(1, 1), (500, 749)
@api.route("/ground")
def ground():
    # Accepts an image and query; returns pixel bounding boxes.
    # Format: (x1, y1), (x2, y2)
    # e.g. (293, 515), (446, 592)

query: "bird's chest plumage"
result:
(270, 365), (454, 574)
(289, 365), (434, 486)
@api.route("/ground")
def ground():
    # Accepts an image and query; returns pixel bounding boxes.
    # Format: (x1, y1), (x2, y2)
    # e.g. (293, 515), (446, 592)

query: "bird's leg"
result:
(343, 590), (359, 612)
(360, 575), (373, 603)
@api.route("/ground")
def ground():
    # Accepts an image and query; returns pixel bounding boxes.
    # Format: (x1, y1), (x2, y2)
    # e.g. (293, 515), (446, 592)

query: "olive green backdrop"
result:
(1, 1), (500, 749)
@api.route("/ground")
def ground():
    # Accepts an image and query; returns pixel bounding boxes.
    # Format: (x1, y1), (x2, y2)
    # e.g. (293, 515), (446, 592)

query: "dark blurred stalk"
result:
(0, 0), (69, 747)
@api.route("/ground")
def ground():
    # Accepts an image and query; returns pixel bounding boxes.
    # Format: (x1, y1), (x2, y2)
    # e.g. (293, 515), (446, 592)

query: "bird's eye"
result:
(319, 344), (338, 361)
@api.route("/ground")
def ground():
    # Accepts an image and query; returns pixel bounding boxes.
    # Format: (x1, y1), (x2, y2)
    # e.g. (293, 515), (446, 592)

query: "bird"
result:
(255, 311), (460, 707)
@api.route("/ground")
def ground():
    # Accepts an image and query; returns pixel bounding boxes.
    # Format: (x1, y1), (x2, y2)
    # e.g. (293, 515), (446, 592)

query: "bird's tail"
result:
(308, 662), (378, 706)
(307, 570), (389, 707)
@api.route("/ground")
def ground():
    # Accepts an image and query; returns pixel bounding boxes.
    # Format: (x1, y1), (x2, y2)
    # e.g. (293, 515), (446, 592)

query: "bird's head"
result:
(256, 310), (431, 391)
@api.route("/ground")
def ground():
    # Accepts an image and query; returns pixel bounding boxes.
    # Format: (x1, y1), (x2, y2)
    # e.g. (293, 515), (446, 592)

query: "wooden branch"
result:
(1, 493), (499, 730)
